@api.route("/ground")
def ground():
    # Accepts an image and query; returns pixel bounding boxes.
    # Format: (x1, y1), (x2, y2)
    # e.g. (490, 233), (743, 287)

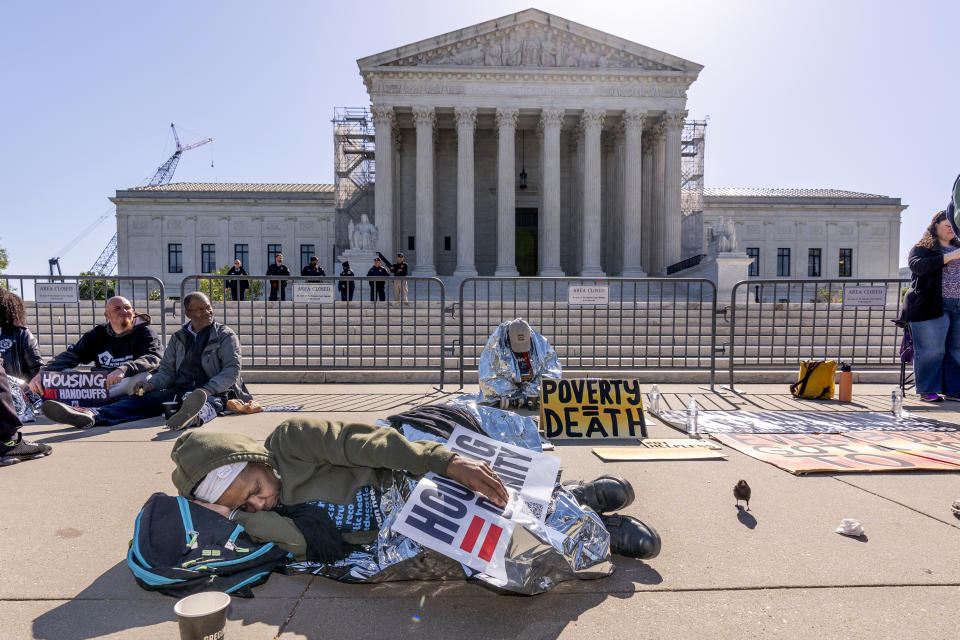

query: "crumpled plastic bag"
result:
(8, 375), (40, 423)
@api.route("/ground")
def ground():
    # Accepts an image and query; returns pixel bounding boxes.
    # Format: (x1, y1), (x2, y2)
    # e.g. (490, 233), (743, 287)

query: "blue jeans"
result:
(93, 387), (222, 426)
(910, 297), (960, 395)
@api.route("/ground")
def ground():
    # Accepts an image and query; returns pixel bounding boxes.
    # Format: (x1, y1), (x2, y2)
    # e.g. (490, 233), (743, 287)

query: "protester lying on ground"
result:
(27, 296), (162, 399)
(41, 291), (251, 431)
(170, 415), (659, 567)
(477, 317), (561, 408)
(0, 289), (44, 384)
(1, 362), (51, 466)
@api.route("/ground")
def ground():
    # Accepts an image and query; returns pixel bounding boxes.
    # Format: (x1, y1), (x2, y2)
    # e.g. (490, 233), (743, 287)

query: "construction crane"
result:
(49, 124), (213, 276)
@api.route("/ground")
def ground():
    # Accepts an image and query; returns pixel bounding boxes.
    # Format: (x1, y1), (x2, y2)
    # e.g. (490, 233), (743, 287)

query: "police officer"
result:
(267, 253), (291, 301)
(301, 256), (325, 283)
(366, 258), (389, 302)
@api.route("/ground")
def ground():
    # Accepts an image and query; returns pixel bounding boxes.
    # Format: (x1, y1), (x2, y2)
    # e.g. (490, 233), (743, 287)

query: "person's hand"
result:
(133, 380), (156, 395)
(444, 455), (510, 507)
(105, 368), (125, 389)
(190, 500), (233, 518)
(28, 373), (44, 396)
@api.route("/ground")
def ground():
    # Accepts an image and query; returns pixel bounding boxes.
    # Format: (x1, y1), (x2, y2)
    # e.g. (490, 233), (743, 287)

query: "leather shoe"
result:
(567, 474), (635, 514)
(601, 514), (661, 560)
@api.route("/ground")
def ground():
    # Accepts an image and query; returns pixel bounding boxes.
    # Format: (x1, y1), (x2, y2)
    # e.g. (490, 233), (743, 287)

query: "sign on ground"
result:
(540, 378), (646, 438)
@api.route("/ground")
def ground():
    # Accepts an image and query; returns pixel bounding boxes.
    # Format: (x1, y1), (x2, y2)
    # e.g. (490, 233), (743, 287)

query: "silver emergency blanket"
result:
(476, 319), (562, 403)
(7, 375), (40, 423)
(286, 402), (614, 595)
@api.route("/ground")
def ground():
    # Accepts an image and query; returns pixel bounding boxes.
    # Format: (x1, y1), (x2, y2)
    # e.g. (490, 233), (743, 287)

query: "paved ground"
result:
(3, 383), (960, 639)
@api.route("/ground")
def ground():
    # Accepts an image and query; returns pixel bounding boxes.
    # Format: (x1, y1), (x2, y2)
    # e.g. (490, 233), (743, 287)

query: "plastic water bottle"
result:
(891, 388), (904, 420)
(648, 384), (661, 414)
(686, 397), (699, 437)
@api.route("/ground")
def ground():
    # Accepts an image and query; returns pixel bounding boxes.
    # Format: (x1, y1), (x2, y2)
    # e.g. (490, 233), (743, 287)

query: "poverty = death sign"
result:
(41, 371), (111, 407)
(292, 283), (335, 304)
(540, 378), (646, 438)
(392, 426), (560, 580)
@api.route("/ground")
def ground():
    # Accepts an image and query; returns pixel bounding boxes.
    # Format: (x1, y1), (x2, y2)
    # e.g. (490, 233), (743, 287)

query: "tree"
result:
(196, 265), (263, 302)
(77, 272), (117, 300)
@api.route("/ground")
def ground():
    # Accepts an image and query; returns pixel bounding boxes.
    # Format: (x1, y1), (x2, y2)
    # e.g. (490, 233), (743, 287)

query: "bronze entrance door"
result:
(515, 208), (538, 276)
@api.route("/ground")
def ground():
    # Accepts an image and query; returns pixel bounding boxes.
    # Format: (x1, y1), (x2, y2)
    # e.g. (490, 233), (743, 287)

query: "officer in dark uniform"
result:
(266, 253), (291, 301)
(301, 256), (325, 283)
(378, 251), (409, 305)
(366, 258), (389, 302)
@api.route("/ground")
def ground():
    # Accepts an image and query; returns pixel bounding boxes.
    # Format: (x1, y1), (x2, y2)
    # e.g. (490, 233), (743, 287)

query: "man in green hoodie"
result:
(170, 417), (660, 561)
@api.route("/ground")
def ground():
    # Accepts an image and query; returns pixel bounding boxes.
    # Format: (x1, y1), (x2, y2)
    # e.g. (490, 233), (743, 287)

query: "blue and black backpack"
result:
(127, 492), (292, 598)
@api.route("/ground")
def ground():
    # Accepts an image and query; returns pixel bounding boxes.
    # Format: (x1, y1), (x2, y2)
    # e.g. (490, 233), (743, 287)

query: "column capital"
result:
(412, 105), (436, 126)
(495, 107), (519, 131)
(662, 110), (687, 130)
(581, 109), (605, 131)
(454, 107), (477, 129)
(650, 120), (666, 139)
(371, 105), (396, 127)
(623, 110), (648, 128)
(539, 108), (564, 129)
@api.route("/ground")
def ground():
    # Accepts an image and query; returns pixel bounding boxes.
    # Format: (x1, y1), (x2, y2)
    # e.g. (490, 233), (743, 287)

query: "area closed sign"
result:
(539, 378), (647, 439)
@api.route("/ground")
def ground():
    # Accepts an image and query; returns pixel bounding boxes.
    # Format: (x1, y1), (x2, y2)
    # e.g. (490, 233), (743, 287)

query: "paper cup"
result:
(174, 591), (230, 640)
(162, 401), (179, 419)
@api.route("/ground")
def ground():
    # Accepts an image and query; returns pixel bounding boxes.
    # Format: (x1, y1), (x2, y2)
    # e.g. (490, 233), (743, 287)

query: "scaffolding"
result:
(333, 107), (376, 250)
(680, 119), (707, 258)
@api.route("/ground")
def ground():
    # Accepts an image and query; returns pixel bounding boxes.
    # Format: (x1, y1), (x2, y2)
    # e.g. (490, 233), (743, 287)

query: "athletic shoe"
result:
(920, 393), (944, 403)
(0, 433), (52, 466)
(41, 400), (97, 429)
(601, 514), (661, 559)
(566, 475), (636, 514)
(166, 389), (209, 431)
(943, 394), (960, 402)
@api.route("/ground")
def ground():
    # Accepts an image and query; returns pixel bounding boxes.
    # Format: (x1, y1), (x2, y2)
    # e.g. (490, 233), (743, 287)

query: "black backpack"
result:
(127, 492), (291, 598)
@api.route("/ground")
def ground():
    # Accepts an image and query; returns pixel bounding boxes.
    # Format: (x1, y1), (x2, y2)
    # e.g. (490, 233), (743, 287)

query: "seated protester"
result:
(171, 419), (659, 561)
(28, 296), (161, 399)
(0, 289), (44, 385)
(1, 362), (52, 466)
(41, 291), (251, 431)
(477, 317), (561, 408)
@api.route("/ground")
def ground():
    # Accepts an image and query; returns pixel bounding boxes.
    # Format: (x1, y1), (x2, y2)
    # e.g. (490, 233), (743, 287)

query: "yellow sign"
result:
(540, 378), (646, 439)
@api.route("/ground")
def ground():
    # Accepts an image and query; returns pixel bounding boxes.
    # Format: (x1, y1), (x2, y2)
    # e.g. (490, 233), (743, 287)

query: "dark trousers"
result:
(269, 282), (287, 301)
(228, 285), (246, 301)
(0, 372), (22, 441)
(93, 387), (223, 426)
(339, 284), (355, 301)
(369, 282), (385, 301)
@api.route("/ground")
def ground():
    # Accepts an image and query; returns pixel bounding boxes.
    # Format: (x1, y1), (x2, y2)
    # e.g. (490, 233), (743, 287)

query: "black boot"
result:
(567, 474), (635, 514)
(601, 514), (661, 560)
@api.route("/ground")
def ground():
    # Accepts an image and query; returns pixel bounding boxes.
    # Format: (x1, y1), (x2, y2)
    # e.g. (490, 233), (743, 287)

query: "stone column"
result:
(372, 105), (395, 258)
(621, 111), (647, 277)
(651, 122), (666, 275)
(495, 108), (519, 277)
(640, 136), (654, 275)
(412, 106), (436, 276)
(453, 107), (478, 277)
(662, 110), (686, 270)
(580, 109), (605, 277)
(539, 108), (564, 276)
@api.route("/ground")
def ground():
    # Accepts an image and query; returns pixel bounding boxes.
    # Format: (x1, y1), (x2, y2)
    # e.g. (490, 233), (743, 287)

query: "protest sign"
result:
(592, 446), (727, 462)
(392, 427), (560, 579)
(41, 371), (111, 407)
(35, 283), (79, 304)
(657, 410), (960, 434)
(540, 378), (646, 439)
(292, 283), (335, 304)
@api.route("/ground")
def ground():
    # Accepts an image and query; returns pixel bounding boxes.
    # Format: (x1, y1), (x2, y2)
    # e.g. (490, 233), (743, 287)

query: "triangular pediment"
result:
(357, 8), (702, 74)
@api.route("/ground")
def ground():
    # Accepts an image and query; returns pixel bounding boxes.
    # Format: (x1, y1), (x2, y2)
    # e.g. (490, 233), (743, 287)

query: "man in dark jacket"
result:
(41, 292), (251, 431)
(301, 256), (325, 282)
(337, 262), (355, 301)
(225, 260), (249, 301)
(28, 296), (162, 399)
(378, 252), (409, 305)
(367, 258), (389, 302)
(267, 253), (291, 301)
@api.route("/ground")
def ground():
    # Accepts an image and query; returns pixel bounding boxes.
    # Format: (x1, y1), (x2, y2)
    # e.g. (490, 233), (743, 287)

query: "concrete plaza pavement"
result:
(3, 383), (960, 639)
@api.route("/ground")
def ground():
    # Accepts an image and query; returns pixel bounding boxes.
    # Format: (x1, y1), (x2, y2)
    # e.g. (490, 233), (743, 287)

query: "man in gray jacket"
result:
(42, 292), (250, 431)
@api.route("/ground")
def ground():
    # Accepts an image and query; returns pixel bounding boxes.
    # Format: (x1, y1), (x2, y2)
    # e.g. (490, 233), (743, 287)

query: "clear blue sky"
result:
(2, 0), (955, 276)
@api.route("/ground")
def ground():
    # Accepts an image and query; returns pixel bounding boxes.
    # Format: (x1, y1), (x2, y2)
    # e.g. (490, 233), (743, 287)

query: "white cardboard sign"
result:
(568, 285), (609, 306)
(842, 285), (887, 307)
(292, 283), (335, 304)
(35, 283), (79, 304)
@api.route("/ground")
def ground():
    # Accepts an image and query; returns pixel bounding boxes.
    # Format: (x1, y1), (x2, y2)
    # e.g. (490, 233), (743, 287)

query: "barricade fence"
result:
(726, 278), (910, 388)
(180, 274), (447, 382)
(0, 275), (167, 363)
(456, 277), (719, 389)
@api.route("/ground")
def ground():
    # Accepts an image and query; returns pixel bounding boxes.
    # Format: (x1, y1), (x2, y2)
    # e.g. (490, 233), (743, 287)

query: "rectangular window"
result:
(807, 248), (821, 278)
(746, 248), (759, 277)
(234, 243), (248, 268)
(300, 244), (315, 271)
(839, 248), (853, 277)
(444, 236), (451, 251)
(408, 236), (415, 251)
(201, 244), (216, 273)
(777, 248), (791, 277)
(267, 244), (282, 265)
(168, 243), (182, 274)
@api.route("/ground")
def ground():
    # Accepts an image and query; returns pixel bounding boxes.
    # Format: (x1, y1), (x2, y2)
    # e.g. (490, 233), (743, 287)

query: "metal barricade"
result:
(0, 274), (168, 360)
(179, 274), (447, 385)
(457, 277), (719, 389)
(726, 278), (910, 387)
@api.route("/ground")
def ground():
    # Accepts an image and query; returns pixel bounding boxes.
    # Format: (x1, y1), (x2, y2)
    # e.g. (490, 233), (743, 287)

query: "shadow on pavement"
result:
(736, 505), (757, 529)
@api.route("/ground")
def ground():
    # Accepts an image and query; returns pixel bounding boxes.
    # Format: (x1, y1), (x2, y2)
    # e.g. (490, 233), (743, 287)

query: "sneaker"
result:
(943, 394), (960, 402)
(41, 400), (97, 429)
(166, 389), (209, 431)
(601, 514), (661, 560)
(566, 475), (636, 514)
(0, 433), (52, 466)
(920, 393), (944, 403)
